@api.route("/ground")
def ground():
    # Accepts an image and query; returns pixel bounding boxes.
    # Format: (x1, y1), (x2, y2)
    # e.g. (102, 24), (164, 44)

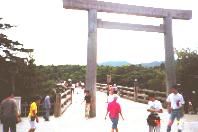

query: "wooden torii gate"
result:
(62, 0), (192, 117)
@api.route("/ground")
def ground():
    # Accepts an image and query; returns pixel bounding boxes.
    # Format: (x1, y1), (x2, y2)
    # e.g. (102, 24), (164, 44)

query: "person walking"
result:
(166, 85), (185, 132)
(68, 79), (74, 94)
(0, 90), (19, 132)
(28, 96), (41, 132)
(107, 85), (114, 103)
(81, 90), (91, 119)
(43, 95), (51, 121)
(147, 93), (163, 132)
(105, 95), (124, 132)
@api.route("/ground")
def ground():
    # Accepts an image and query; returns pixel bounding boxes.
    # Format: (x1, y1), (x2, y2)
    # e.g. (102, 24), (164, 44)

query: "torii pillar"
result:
(163, 14), (176, 94)
(86, 3), (97, 117)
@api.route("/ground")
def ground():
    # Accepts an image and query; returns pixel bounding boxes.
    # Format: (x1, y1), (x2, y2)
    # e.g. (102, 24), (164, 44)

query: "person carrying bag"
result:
(147, 93), (163, 132)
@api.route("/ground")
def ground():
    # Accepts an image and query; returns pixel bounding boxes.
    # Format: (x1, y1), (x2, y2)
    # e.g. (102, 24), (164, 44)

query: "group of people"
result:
(0, 84), (185, 132)
(147, 85), (185, 132)
(103, 84), (185, 132)
(28, 94), (52, 132)
(0, 90), (52, 132)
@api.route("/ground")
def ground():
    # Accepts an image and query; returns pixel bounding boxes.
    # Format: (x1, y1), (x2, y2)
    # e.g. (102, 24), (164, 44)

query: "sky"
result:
(0, 0), (197, 66)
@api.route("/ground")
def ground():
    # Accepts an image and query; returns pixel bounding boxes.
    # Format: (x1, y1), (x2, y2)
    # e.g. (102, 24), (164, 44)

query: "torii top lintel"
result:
(63, 0), (192, 20)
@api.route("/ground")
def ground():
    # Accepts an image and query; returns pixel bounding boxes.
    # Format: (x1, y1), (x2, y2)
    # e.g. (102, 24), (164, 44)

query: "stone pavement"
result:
(1, 88), (198, 132)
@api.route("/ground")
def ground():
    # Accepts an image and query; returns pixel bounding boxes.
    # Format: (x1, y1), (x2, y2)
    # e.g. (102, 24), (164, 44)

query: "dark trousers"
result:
(44, 108), (50, 121)
(3, 121), (16, 132)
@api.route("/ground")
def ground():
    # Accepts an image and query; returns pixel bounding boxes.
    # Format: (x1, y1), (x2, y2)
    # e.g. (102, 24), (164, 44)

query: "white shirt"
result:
(148, 100), (163, 111)
(166, 93), (185, 109)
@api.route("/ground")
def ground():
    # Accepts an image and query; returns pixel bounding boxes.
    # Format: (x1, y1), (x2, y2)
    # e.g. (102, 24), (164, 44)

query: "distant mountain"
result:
(98, 61), (164, 67)
(139, 61), (164, 68)
(98, 61), (130, 67)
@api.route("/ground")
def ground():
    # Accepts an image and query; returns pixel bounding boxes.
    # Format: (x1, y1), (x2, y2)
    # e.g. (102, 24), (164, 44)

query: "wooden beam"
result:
(63, 0), (192, 20)
(97, 19), (164, 33)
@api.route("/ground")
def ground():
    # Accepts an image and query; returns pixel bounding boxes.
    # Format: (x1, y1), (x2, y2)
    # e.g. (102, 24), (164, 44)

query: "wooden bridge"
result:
(1, 87), (198, 132)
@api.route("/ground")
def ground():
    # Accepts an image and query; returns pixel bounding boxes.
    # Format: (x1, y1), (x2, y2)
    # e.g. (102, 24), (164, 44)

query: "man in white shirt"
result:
(147, 93), (163, 132)
(166, 85), (185, 132)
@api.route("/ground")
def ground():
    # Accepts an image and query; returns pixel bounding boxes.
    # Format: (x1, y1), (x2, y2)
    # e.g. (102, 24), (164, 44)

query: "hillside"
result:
(98, 61), (130, 67)
(98, 61), (163, 67)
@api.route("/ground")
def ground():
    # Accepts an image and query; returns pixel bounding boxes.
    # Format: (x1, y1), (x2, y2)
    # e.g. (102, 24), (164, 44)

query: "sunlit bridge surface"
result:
(1, 88), (198, 132)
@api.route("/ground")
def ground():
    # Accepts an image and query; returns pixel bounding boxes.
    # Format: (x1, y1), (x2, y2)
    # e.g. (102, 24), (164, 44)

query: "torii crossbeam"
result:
(62, 0), (192, 117)
(63, 0), (191, 20)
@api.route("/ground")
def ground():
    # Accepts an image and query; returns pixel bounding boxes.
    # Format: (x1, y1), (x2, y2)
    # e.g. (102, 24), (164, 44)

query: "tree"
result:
(176, 48), (198, 99)
(0, 18), (33, 99)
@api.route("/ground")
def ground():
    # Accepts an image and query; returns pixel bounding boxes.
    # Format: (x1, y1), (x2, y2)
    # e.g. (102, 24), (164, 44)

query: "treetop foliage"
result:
(0, 18), (34, 100)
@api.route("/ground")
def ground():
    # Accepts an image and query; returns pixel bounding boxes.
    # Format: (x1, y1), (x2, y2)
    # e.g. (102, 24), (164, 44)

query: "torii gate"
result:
(62, 0), (192, 117)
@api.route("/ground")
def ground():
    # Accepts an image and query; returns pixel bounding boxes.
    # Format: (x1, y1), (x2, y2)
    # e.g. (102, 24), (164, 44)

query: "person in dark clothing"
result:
(0, 90), (19, 132)
(81, 90), (91, 119)
(67, 79), (74, 94)
(43, 95), (51, 121)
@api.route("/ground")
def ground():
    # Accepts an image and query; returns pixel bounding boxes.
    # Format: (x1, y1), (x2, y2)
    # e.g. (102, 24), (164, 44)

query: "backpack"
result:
(147, 113), (160, 126)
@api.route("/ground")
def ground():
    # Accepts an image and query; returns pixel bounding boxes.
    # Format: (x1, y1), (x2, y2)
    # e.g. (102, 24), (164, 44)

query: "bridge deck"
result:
(1, 88), (198, 132)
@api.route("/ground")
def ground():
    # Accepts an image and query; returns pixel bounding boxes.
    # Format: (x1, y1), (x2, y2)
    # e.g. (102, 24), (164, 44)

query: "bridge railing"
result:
(54, 87), (72, 117)
(96, 83), (166, 106)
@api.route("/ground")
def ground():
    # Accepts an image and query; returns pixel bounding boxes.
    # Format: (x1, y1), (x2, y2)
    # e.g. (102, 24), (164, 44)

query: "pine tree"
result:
(0, 18), (33, 99)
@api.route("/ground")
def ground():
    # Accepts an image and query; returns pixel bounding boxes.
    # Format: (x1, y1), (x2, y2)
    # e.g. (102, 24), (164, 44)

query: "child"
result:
(81, 90), (91, 119)
(147, 93), (163, 132)
(28, 96), (41, 132)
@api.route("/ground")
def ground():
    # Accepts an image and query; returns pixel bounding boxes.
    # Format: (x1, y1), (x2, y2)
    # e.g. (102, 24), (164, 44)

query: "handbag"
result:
(147, 113), (160, 126)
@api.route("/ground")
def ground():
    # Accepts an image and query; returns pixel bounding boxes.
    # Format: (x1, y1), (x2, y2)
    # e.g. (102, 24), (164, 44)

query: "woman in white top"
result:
(147, 93), (163, 132)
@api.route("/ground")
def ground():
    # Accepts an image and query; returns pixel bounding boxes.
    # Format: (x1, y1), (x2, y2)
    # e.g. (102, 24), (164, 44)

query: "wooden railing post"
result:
(134, 86), (138, 101)
(54, 87), (72, 117)
(54, 93), (61, 117)
(134, 79), (138, 101)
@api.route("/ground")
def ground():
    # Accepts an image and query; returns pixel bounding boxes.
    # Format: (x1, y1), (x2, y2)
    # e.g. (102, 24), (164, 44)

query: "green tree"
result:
(0, 18), (33, 99)
(176, 48), (198, 98)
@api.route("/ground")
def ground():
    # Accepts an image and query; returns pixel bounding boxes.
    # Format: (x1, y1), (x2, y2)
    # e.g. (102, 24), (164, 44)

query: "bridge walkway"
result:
(1, 88), (198, 132)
